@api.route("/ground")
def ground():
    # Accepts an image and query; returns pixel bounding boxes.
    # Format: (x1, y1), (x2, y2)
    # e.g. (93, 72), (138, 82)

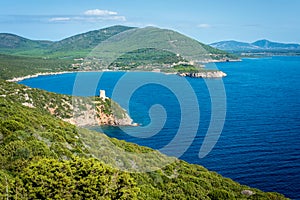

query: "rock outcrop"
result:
(177, 71), (227, 78)
(70, 97), (135, 127)
(95, 102), (134, 126)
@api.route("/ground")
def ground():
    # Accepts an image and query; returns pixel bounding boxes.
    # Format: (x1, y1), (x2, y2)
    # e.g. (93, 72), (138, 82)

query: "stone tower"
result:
(100, 90), (107, 99)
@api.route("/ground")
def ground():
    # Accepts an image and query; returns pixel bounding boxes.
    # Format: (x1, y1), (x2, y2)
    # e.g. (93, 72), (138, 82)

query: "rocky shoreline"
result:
(65, 94), (137, 127)
(177, 71), (227, 78)
(68, 106), (136, 127)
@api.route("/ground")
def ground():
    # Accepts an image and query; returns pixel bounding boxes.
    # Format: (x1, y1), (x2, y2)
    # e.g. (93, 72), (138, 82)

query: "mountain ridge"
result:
(0, 25), (236, 78)
(0, 25), (234, 61)
(0, 33), (53, 49)
(210, 39), (300, 53)
(49, 25), (135, 52)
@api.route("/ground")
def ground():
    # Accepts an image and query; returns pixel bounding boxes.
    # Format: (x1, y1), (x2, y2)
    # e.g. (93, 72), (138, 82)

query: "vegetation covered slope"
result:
(0, 97), (139, 199)
(109, 48), (185, 70)
(109, 48), (223, 74)
(49, 25), (135, 53)
(0, 80), (132, 126)
(0, 54), (74, 80)
(0, 26), (239, 79)
(85, 27), (236, 67)
(0, 33), (52, 55)
(0, 81), (287, 199)
(0, 25), (237, 60)
(0, 26), (134, 58)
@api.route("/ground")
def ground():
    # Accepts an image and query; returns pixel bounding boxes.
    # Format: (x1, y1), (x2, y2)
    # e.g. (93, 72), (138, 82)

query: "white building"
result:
(100, 90), (108, 99)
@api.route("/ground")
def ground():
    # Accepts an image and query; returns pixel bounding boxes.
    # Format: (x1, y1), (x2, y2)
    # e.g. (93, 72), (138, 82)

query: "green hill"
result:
(87, 26), (235, 62)
(49, 25), (135, 53)
(0, 33), (53, 56)
(0, 79), (288, 199)
(0, 26), (134, 57)
(0, 33), (52, 49)
(0, 25), (237, 61)
(0, 26), (238, 79)
(82, 26), (237, 72)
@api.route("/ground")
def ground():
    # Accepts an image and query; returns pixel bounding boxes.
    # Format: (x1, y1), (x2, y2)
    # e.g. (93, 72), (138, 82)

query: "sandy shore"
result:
(7, 71), (76, 82)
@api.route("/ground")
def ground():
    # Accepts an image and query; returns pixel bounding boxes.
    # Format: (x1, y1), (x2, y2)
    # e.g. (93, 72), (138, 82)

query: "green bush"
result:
(13, 157), (139, 199)
(208, 189), (235, 200)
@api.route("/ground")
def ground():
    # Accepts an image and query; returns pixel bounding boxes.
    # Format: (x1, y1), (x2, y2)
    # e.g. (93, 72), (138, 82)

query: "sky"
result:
(0, 0), (299, 44)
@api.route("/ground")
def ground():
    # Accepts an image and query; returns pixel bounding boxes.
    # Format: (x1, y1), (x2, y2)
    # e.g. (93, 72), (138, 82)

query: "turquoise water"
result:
(20, 56), (300, 199)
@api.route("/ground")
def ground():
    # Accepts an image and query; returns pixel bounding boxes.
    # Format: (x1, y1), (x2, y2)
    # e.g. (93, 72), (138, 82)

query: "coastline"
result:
(201, 58), (242, 63)
(8, 69), (227, 82)
(7, 59), (240, 82)
(6, 71), (76, 82)
(177, 71), (227, 78)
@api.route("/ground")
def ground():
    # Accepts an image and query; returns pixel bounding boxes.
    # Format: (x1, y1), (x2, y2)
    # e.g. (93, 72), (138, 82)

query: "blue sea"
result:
(20, 56), (300, 199)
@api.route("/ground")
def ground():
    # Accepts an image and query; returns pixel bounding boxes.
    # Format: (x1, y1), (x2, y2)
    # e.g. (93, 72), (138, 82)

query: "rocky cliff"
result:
(72, 97), (134, 127)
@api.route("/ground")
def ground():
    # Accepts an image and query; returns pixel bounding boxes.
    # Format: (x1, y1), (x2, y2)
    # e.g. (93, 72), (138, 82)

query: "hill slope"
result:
(0, 26), (134, 57)
(0, 80), (133, 126)
(82, 26), (237, 72)
(0, 81), (287, 199)
(0, 54), (74, 80)
(48, 25), (135, 54)
(0, 25), (236, 61)
(0, 33), (52, 49)
(0, 33), (53, 55)
(0, 26), (237, 79)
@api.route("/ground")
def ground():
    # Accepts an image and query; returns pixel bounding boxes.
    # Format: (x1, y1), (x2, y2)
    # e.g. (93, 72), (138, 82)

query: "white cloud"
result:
(84, 9), (118, 16)
(48, 9), (126, 23)
(49, 17), (71, 22)
(197, 24), (212, 29)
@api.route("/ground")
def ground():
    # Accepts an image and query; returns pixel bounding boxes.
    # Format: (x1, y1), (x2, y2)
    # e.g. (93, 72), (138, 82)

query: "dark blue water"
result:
(20, 57), (300, 199)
